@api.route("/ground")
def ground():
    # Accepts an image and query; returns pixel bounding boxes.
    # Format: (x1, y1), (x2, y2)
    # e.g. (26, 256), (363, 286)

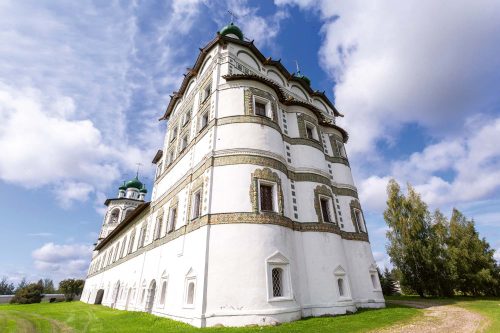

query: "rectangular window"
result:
(170, 127), (178, 142)
(354, 209), (365, 232)
(167, 151), (174, 166)
(182, 112), (189, 126)
(306, 125), (314, 139)
(305, 122), (317, 140)
(320, 197), (332, 223)
(180, 134), (188, 151)
(259, 183), (274, 212)
(203, 84), (211, 102)
(255, 101), (267, 117)
(200, 112), (209, 130)
(191, 191), (201, 219)
(167, 207), (177, 233)
(154, 217), (162, 240)
(156, 162), (163, 179)
(336, 140), (347, 158)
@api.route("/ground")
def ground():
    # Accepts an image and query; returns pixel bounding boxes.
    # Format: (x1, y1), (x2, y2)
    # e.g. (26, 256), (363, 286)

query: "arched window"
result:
(119, 236), (127, 258)
(371, 274), (377, 289)
(124, 209), (133, 220)
(272, 268), (283, 297)
(338, 278), (345, 297)
(109, 208), (120, 224)
(128, 231), (136, 254)
(187, 282), (195, 305)
(159, 281), (167, 305)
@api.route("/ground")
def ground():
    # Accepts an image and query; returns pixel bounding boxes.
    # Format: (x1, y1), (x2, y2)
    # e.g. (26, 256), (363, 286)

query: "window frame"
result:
(353, 208), (366, 232)
(180, 134), (188, 152)
(253, 96), (272, 119)
(183, 278), (196, 308)
(257, 180), (278, 213)
(170, 126), (178, 142)
(156, 161), (163, 179)
(267, 262), (292, 302)
(319, 195), (334, 223)
(191, 189), (202, 220)
(304, 121), (318, 141)
(167, 206), (177, 233)
(199, 111), (209, 131)
(202, 83), (211, 103)
(158, 278), (168, 308)
(336, 140), (347, 158)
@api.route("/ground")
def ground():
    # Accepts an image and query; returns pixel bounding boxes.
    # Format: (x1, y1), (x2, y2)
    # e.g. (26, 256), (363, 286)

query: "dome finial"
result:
(219, 10), (244, 40)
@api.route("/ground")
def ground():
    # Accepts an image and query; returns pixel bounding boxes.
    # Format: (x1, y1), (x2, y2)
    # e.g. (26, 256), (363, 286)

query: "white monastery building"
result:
(81, 23), (385, 327)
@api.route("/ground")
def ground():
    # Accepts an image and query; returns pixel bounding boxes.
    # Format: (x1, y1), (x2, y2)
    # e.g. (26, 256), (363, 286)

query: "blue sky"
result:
(1, 0), (499, 284)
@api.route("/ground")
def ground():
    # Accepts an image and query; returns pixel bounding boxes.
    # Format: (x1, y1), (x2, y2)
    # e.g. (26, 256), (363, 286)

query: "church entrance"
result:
(145, 280), (156, 313)
(95, 289), (104, 305)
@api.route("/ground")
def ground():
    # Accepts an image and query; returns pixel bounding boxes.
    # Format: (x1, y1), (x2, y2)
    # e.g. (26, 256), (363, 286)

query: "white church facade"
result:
(81, 23), (385, 327)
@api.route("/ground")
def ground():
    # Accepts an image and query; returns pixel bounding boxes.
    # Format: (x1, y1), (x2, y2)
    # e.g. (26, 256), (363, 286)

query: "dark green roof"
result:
(219, 23), (243, 41)
(118, 181), (127, 191)
(140, 185), (148, 194)
(125, 177), (143, 190)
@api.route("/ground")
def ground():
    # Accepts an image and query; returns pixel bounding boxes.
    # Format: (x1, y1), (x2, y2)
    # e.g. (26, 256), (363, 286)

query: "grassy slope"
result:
(0, 302), (420, 333)
(386, 295), (500, 333)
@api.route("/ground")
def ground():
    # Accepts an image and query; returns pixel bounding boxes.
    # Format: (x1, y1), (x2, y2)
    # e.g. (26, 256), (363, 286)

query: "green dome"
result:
(125, 177), (143, 190)
(118, 181), (127, 191)
(219, 23), (243, 41)
(140, 185), (148, 194)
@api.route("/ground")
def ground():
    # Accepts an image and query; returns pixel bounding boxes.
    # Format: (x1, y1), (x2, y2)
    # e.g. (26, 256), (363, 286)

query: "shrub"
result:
(10, 283), (44, 304)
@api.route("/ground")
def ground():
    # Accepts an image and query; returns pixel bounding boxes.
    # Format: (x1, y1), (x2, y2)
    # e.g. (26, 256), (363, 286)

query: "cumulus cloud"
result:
(0, 1), (214, 208)
(277, 0), (500, 156)
(32, 243), (93, 280)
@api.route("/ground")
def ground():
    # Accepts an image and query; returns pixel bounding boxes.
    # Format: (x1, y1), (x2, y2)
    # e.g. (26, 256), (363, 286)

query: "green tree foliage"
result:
(15, 277), (28, 292)
(384, 179), (499, 297)
(384, 180), (435, 296)
(10, 282), (44, 304)
(59, 279), (85, 301)
(0, 276), (15, 295)
(37, 278), (56, 294)
(448, 209), (498, 296)
(378, 268), (398, 296)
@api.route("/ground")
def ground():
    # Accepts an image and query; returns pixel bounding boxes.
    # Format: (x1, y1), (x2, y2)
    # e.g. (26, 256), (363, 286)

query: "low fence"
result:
(0, 294), (67, 304)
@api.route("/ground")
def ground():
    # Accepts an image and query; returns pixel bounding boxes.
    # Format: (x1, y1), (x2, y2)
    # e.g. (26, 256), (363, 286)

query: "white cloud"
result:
(32, 243), (93, 280)
(276, 1), (500, 157)
(0, 1), (212, 208)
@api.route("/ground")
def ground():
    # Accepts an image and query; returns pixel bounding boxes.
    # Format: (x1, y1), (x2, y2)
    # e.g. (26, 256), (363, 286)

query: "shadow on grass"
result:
(385, 295), (500, 309)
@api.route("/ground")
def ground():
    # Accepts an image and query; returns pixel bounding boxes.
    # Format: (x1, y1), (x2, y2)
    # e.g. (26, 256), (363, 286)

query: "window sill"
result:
(268, 296), (293, 302)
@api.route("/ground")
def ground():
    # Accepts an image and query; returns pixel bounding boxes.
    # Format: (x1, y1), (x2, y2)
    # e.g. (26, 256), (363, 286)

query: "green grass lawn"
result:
(386, 295), (500, 333)
(0, 301), (420, 333)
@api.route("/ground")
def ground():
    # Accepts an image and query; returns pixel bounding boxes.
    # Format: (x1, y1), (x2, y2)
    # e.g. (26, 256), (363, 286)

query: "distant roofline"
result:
(160, 34), (341, 121)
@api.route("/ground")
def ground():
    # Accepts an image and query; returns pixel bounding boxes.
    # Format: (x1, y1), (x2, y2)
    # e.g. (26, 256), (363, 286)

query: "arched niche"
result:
(267, 69), (285, 86)
(313, 99), (328, 113)
(185, 79), (196, 96)
(291, 85), (308, 100)
(237, 50), (260, 71)
(199, 55), (212, 76)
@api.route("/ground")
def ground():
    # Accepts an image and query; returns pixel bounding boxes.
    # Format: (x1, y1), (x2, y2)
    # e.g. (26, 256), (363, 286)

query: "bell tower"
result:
(97, 175), (148, 243)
